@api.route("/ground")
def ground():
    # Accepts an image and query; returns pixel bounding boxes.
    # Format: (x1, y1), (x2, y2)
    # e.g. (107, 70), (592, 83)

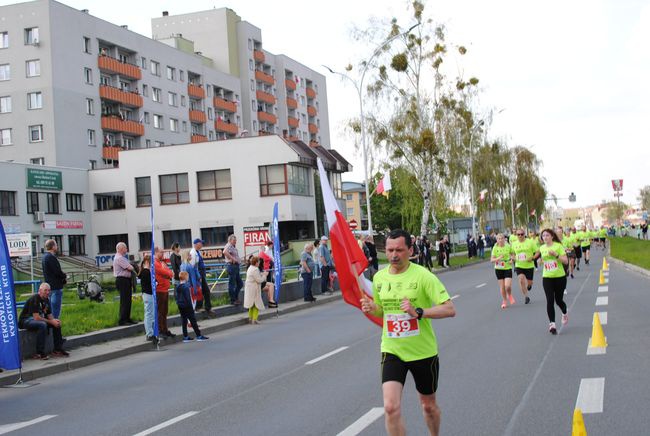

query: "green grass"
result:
(610, 237), (650, 270)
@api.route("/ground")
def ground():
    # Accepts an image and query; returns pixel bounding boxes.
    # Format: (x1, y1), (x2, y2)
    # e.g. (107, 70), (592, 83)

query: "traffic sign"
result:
(349, 219), (358, 229)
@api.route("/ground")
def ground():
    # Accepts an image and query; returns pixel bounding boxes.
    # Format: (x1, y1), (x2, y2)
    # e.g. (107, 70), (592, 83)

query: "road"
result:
(1, 248), (649, 435)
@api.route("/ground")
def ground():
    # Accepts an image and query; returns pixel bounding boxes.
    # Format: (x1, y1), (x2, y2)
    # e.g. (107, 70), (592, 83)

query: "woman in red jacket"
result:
(154, 246), (175, 338)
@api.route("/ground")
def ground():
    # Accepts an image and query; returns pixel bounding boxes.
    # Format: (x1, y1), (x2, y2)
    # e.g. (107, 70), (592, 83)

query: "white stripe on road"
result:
(587, 338), (607, 355)
(596, 296), (608, 306)
(337, 407), (384, 436)
(594, 311), (608, 325)
(132, 411), (198, 436)
(451, 294), (460, 300)
(598, 286), (608, 293)
(305, 346), (349, 365)
(603, 271), (609, 277)
(0, 415), (57, 435)
(575, 378), (605, 413)
(476, 283), (486, 288)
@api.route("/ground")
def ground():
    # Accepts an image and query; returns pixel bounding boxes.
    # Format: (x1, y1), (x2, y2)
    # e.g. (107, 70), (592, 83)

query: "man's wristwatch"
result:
(415, 308), (424, 320)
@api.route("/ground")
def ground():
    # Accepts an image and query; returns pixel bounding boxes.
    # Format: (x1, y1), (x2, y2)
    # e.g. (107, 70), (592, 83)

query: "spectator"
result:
(154, 246), (175, 338)
(181, 250), (203, 310)
(478, 234), (486, 259)
(190, 238), (214, 316)
(422, 236), (433, 270)
(300, 242), (317, 302)
(223, 235), (243, 305)
(113, 242), (135, 326)
(169, 242), (182, 287)
(255, 255), (278, 307)
(259, 241), (275, 282)
(642, 221), (648, 240)
(245, 256), (274, 324)
(443, 236), (451, 267)
(437, 237), (447, 268)
(409, 235), (420, 263)
(365, 234), (379, 274)
(176, 271), (209, 342)
(41, 239), (67, 319)
(318, 236), (333, 295)
(18, 283), (69, 359)
(138, 254), (154, 341)
(313, 239), (321, 278)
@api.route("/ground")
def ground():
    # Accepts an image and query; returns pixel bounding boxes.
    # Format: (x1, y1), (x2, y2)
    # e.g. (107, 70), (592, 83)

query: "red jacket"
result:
(154, 258), (173, 292)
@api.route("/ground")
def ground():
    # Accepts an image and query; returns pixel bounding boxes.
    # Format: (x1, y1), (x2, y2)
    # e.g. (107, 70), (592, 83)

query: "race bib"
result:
(517, 253), (527, 261)
(386, 313), (420, 338)
(544, 260), (558, 272)
(495, 260), (506, 268)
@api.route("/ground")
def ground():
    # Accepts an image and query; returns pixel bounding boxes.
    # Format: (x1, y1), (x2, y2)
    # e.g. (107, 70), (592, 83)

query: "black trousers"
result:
(542, 276), (567, 323)
(179, 307), (201, 337)
(116, 276), (132, 324)
(200, 274), (211, 310)
(21, 319), (63, 355)
(320, 266), (330, 294)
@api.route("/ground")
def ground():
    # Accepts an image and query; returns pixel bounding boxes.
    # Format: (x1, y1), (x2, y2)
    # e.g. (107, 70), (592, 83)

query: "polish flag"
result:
(317, 159), (382, 327)
(515, 202), (523, 211)
(376, 172), (392, 197)
(479, 189), (488, 202)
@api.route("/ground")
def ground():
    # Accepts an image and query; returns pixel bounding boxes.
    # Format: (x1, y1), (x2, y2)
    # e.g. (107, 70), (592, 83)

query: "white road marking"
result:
(596, 296), (608, 306)
(603, 271), (609, 277)
(0, 416), (57, 435)
(594, 312), (607, 325)
(587, 338), (607, 355)
(476, 283), (486, 288)
(337, 407), (384, 436)
(451, 295), (460, 300)
(132, 411), (198, 436)
(598, 286), (608, 293)
(305, 346), (349, 365)
(575, 378), (605, 413)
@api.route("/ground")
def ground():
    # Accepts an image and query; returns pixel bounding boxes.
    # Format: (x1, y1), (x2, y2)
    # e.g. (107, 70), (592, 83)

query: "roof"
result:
(342, 181), (365, 193)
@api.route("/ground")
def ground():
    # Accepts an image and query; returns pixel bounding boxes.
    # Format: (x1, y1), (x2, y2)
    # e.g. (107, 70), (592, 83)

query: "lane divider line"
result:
(587, 338), (607, 355)
(476, 283), (486, 288)
(451, 295), (460, 300)
(596, 296), (608, 306)
(305, 346), (349, 365)
(0, 415), (57, 435)
(594, 311), (607, 325)
(598, 286), (608, 293)
(575, 378), (605, 413)
(337, 407), (384, 436)
(132, 411), (198, 436)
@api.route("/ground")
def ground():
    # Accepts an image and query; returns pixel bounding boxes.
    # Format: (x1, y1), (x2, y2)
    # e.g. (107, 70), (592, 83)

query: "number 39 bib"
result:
(386, 313), (420, 338)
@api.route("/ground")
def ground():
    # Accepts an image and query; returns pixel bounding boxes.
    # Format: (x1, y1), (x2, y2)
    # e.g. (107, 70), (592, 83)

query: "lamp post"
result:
(323, 23), (419, 234)
(467, 121), (484, 238)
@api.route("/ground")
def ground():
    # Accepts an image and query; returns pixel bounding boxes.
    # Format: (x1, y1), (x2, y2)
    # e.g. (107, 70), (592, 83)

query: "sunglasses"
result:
(516, 233), (525, 236)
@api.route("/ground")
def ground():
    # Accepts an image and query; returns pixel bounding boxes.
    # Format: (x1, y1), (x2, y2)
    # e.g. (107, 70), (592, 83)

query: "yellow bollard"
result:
(599, 270), (606, 285)
(602, 257), (608, 271)
(572, 408), (587, 436)
(590, 313), (607, 348)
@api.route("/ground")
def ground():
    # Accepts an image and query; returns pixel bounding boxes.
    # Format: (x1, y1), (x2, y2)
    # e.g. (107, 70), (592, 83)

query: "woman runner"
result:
(511, 228), (535, 304)
(563, 227), (576, 279)
(571, 227), (582, 271)
(490, 233), (514, 309)
(539, 228), (569, 334)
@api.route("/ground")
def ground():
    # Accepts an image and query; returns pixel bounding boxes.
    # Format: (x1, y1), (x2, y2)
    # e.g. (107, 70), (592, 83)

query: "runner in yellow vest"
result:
(598, 226), (607, 251)
(580, 226), (591, 265)
(539, 228), (569, 335)
(562, 227), (576, 279)
(572, 227), (583, 271)
(490, 234), (514, 309)
(511, 228), (536, 304)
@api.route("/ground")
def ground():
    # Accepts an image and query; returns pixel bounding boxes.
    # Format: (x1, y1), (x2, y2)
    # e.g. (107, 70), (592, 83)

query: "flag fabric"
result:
(271, 202), (282, 302)
(150, 207), (159, 338)
(479, 189), (488, 202)
(376, 172), (392, 197)
(530, 209), (536, 216)
(515, 202), (523, 211)
(317, 159), (382, 327)
(0, 220), (22, 370)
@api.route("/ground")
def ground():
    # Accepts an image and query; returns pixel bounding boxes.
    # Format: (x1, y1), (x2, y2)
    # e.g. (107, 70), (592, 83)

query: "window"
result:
(24, 27), (39, 45)
(83, 37), (91, 53)
(259, 164), (287, 196)
(151, 60), (160, 76)
(141, 56), (147, 69)
(168, 92), (177, 106)
(0, 191), (16, 216)
(201, 226), (234, 246)
(166, 66), (176, 80)
(182, 121), (187, 132)
(345, 194), (353, 201)
(89, 160), (97, 170)
(249, 59), (254, 71)
(30, 157), (45, 165)
(0, 96), (10, 113)
(66, 193), (83, 212)
(141, 84), (148, 97)
(94, 192), (125, 211)
(0, 64), (10, 81)
(287, 165), (311, 195)
(248, 38), (252, 50)
(84, 67), (93, 84)
(152, 87), (161, 103)
(330, 172), (343, 199)
(46, 193), (59, 214)
(87, 129), (96, 146)
(138, 232), (152, 251)
(135, 177), (151, 207)
(169, 118), (179, 132)
(123, 137), (133, 149)
(162, 229), (192, 249)
(26, 192), (39, 213)
(85, 98), (94, 115)
(179, 70), (185, 82)
(143, 112), (150, 124)
(207, 107), (213, 120)
(159, 173), (189, 205)
(180, 95), (186, 107)
(346, 208), (355, 216)
(29, 125), (43, 142)
(197, 169), (232, 201)
(0, 32), (8, 49)
(153, 114), (163, 129)
(154, 140), (164, 147)
(145, 139), (151, 148)
(68, 235), (86, 256)
(26, 60), (40, 77)
(97, 234), (128, 254)
(28, 92), (42, 109)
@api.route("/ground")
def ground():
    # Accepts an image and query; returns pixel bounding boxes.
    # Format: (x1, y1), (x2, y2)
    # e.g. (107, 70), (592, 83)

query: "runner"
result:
(511, 228), (535, 304)
(562, 227), (576, 279)
(508, 228), (518, 246)
(490, 233), (514, 309)
(580, 225), (591, 265)
(528, 231), (541, 270)
(539, 228), (569, 335)
(571, 227), (582, 271)
(360, 229), (456, 436)
(599, 226), (608, 251)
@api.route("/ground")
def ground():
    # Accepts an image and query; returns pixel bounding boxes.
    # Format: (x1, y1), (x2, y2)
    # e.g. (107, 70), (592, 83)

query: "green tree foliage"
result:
(605, 201), (628, 225)
(638, 185), (650, 212)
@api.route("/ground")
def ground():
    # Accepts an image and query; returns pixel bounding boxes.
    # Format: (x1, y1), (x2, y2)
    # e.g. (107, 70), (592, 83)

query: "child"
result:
(175, 271), (209, 342)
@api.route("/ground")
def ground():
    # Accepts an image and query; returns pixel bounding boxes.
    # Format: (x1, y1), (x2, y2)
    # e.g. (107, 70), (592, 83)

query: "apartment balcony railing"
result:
(215, 120), (238, 135)
(98, 55), (142, 80)
(189, 109), (207, 124)
(101, 116), (144, 136)
(255, 70), (275, 86)
(258, 111), (277, 124)
(99, 84), (143, 108)
(188, 83), (206, 99)
(213, 97), (237, 113)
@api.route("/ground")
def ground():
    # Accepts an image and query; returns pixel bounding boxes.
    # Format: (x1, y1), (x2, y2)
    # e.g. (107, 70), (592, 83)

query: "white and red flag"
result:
(530, 209), (536, 216)
(317, 159), (382, 327)
(376, 172), (392, 197)
(479, 189), (488, 202)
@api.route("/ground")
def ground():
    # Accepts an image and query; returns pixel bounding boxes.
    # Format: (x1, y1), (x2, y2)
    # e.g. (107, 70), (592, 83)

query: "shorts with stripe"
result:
(381, 352), (439, 395)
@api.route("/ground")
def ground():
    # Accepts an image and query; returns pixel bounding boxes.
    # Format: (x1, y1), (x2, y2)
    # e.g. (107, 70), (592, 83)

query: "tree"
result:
(638, 186), (650, 212)
(605, 201), (627, 225)
(509, 146), (547, 228)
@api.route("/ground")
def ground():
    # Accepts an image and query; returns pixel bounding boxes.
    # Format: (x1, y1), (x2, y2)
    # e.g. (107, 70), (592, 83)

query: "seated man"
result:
(18, 283), (69, 360)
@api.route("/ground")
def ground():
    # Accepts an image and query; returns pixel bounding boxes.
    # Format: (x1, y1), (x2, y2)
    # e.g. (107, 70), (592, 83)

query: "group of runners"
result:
(490, 225), (608, 334)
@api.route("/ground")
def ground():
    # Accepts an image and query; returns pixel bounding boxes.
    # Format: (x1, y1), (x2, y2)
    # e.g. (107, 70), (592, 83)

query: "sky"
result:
(4, 0), (648, 209)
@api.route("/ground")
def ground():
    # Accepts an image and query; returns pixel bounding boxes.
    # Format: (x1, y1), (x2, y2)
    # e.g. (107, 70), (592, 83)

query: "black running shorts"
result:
(495, 269), (512, 280)
(581, 245), (590, 253)
(515, 267), (534, 281)
(574, 247), (582, 258)
(381, 353), (439, 395)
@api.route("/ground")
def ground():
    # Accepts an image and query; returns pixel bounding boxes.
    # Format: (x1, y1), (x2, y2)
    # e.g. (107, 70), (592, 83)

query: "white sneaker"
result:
(562, 313), (569, 325)
(549, 322), (557, 335)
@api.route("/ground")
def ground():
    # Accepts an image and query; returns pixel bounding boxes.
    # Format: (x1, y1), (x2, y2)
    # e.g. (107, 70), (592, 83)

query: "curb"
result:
(607, 257), (650, 279)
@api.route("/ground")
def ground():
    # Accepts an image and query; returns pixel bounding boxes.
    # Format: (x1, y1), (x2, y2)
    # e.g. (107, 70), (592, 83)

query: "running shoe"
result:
(508, 294), (516, 305)
(183, 336), (194, 343)
(577, 266), (580, 271)
(549, 322), (557, 335)
(570, 273), (574, 279)
(525, 296), (530, 304)
(196, 335), (209, 341)
(527, 284), (532, 291)
(501, 301), (507, 309)
(562, 313), (569, 325)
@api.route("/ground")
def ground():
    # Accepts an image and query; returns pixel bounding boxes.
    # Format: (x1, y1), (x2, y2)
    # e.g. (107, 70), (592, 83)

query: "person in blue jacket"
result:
(175, 271), (209, 343)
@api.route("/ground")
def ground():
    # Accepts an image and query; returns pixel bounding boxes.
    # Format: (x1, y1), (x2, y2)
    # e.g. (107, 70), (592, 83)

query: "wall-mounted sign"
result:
(27, 168), (62, 190)
(7, 233), (32, 257)
(43, 220), (83, 230)
(243, 226), (271, 247)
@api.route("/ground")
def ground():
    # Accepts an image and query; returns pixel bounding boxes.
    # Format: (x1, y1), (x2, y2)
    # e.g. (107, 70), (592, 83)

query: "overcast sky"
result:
(5, 0), (647, 208)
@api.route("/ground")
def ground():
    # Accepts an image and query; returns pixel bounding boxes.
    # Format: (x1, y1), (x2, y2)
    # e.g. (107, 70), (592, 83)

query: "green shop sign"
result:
(26, 168), (62, 190)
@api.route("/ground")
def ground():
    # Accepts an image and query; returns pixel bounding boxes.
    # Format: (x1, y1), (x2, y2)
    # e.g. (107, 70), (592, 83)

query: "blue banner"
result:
(272, 202), (282, 302)
(150, 207), (159, 338)
(0, 220), (22, 370)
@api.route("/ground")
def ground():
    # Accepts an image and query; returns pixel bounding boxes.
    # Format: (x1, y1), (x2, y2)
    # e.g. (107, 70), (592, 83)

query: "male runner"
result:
(361, 229), (456, 436)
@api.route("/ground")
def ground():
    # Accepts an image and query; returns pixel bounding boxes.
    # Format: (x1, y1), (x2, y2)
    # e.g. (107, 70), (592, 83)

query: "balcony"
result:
(99, 85), (143, 108)
(191, 134), (208, 143)
(258, 111), (277, 124)
(286, 136), (300, 142)
(215, 120), (238, 135)
(288, 116), (299, 128)
(189, 109), (206, 124)
(98, 55), (141, 80)
(307, 105), (317, 117)
(102, 145), (121, 160)
(101, 116), (144, 136)
(309, 140), (320, 147)
(214, 97), (237, 113)
(285, 79), (296, 91)
(188, 83), (205, 99)
(306, 87), (316, 99)
(286, 97), (298, 109)
(308, 123), (318, 134)
(255, 70), (275, 86)
(253, 50), (265, 63)
(256, 90), (276, 105)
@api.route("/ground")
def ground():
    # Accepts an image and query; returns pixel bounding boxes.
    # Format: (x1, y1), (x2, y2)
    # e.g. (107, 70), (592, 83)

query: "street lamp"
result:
(323, 23), (420, 234)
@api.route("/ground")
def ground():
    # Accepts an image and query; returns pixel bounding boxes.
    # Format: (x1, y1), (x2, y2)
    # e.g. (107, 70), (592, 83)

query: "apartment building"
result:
(342, 181), (368, 230)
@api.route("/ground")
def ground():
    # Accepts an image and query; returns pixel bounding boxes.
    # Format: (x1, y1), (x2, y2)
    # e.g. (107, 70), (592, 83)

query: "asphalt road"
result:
(1, 248), (649, 435)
